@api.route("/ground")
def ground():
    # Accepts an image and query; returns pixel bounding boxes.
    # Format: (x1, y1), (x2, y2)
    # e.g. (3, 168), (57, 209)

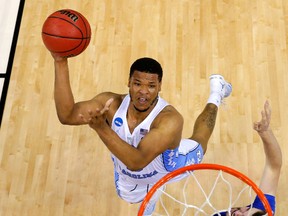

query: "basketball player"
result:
(51, 55), (232, 215)
(214, 101), (282, 216)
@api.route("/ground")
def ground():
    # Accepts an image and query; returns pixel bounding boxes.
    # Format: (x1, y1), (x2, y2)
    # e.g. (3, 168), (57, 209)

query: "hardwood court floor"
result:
(0, 0), (287, 215)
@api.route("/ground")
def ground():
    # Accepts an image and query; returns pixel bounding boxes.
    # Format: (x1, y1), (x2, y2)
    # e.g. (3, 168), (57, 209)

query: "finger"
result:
(261, 110), (266, 123)
(100, 98), (114, 115)
(52, 52), (67, 61)
(253, 122), (258, 130)
(88, 109), (93, 116)
(99, 106), (109, 115)
(105, 98), (114, 109)
(253, 122), (261, 131)
(88, 108), (101, 118)
(264, 101), (271, 123)
(79, 113), (91, 123)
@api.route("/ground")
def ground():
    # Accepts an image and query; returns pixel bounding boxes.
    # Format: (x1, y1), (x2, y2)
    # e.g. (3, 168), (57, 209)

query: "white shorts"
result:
(113, 139), (204, 204)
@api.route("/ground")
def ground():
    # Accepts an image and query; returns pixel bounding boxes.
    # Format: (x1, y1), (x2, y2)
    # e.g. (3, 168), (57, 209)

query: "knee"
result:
(189, 136), (208, 155)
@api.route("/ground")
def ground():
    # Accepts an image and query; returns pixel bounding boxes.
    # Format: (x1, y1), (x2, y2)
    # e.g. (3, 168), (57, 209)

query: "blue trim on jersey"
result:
(212, 212), (226, 216)
(114, 169), (121, 197)
(212, 194), (276, 215)
(251, 194), (275, 214)
(112, 157), (121, 198)
(213, 211), (228, 216)
(162, 143), (203, 172)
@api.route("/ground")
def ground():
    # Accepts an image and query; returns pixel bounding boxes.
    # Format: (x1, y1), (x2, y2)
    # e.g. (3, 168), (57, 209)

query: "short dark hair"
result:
(129, 57), (163, 82)
(213, 210), (266, 216)
(252, 212), (266, 216)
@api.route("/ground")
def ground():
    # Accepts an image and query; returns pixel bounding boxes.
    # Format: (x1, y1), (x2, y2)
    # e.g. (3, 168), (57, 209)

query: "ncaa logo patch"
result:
(114, 117), (123, 127)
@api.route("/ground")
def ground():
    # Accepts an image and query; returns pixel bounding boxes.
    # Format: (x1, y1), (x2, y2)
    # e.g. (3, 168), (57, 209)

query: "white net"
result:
(138, 164), (272, 216)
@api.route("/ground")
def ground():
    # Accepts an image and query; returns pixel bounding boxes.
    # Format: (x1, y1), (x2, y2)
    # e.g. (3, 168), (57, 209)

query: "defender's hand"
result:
(253, 100), (271, 133)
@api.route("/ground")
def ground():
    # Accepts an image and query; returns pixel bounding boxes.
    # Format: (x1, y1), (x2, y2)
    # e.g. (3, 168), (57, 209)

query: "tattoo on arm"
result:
(203, 106), (217, 130)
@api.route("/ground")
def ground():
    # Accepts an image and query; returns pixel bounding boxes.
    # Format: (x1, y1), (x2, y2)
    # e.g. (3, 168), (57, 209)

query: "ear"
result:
(159, 81), (162, 91)
(127, 78), (131, 87)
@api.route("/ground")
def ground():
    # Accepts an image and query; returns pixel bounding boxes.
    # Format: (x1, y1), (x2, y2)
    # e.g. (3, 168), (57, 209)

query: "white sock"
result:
(207, 92), (222, 107)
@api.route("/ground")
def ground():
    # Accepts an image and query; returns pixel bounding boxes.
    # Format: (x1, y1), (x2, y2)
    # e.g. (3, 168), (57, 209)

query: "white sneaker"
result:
(209, 74), (232, 104)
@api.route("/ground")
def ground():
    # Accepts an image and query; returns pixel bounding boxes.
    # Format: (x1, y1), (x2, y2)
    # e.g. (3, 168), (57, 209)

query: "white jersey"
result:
(111, 94), (203, 203)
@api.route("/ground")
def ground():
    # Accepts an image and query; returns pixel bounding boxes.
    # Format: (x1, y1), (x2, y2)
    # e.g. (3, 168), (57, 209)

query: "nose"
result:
(139, 85), (149, 94)
(233, 211), (244, 216)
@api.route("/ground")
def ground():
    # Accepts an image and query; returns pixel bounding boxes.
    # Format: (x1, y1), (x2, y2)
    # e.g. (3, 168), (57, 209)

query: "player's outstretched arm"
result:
(253, 101), (282, 195)
(53, 55), (76, 124)
(52, 53), (117, 125)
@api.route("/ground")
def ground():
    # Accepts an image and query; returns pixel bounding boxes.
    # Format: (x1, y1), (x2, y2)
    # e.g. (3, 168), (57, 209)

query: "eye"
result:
(231, 208), (240, 215)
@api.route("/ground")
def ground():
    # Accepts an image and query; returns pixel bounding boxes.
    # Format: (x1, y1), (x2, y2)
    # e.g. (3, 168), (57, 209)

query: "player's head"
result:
(129, 57), (163, 82)
(213, 194), (274, 216)
(128, 57), (163, 112)
(213, 207), (266, 216)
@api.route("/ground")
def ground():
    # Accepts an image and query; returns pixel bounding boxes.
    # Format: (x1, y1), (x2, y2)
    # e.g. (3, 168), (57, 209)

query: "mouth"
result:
(138, 97), (148, 104)
(131, 95), (158, 113)
(132, 97), (151, 112)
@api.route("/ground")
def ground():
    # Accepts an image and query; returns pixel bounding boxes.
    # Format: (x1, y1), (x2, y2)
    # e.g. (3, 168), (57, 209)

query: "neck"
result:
(133, 96), (159, 113)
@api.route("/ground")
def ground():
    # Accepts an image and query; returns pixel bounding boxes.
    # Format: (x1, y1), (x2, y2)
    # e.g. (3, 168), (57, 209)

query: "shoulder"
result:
(150, 105), (183, 149)
(161, 105), (183, 120)
(152, 105), (184, 130)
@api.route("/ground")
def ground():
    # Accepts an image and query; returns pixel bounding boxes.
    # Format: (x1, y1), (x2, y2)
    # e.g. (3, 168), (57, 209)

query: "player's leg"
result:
(188, 75), (232, 154)
(141, 185), (166, 216)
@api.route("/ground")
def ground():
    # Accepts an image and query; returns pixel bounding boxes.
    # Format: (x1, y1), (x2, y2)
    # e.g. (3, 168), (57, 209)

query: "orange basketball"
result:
(42, 9), (91, 58)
